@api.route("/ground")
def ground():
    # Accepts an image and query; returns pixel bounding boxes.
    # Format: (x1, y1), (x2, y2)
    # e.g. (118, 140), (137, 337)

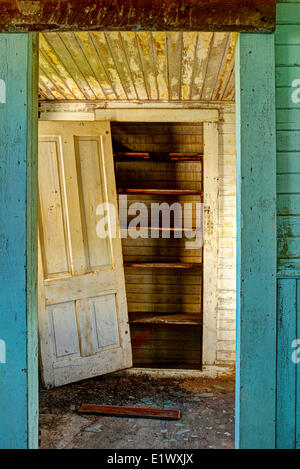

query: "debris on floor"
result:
(39, 372), (235, 449)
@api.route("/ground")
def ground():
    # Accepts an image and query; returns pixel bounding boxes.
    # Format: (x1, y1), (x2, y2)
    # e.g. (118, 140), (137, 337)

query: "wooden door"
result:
(38, 121), (132, 388)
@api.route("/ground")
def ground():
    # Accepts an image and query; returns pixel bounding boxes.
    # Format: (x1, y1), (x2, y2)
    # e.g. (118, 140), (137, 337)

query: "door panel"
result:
(38, 121), (132, 388)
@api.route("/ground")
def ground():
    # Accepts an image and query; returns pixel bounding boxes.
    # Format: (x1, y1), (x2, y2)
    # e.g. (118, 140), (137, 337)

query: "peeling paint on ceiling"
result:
(39, 31), (235, 102)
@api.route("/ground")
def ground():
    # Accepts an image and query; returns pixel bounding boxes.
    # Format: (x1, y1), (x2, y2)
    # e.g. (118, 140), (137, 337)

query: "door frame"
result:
(0, 31), (277, 449)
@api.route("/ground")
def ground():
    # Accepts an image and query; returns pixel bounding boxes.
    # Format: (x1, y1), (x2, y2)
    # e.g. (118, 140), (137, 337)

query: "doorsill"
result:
(115, 365), (235, 379)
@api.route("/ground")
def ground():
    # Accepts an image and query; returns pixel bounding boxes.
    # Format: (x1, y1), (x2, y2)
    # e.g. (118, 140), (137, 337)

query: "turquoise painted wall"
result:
(276, 1), (300, 449)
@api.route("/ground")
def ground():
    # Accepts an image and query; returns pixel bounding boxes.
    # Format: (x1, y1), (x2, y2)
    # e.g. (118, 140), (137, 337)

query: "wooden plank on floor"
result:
(78, 404), (180, 420)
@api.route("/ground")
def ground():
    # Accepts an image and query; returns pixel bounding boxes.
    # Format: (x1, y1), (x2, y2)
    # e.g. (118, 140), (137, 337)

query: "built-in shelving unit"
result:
(112, 121), (203, 369)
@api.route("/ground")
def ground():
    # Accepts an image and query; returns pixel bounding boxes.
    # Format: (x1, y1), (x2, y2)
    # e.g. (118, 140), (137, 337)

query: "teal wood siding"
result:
(276, 1), (300, 449)
(277, 279), (300, 448)
(0, 34), (38, 449)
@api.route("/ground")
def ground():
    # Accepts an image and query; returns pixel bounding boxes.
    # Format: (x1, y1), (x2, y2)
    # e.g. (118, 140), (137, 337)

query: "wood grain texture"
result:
(113, 122), (203, 324)
(277, 279), (297, 449)
(38, 31), (235, 103)
(276, 1), (300, 450)
(235, 33), (277, 449)
(202, 122), (219, 366)
(0, 1), (276, 33)
(0, 34), (38, 449)
(38, 121), (132, 388)
(78, 404), (180, 420)
(130, 323), (202, 369)
(276, 3), (300, 272)
(113, 122), (203, 368)
(26, 32), (39, 451)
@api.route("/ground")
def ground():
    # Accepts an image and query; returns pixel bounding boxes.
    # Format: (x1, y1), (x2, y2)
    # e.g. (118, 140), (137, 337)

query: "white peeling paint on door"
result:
(38, 120), (132, 388)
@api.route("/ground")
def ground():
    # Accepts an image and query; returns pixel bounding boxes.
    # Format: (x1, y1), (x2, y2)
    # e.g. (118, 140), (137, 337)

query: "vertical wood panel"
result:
(26, 33), (39, 450)
(297, 279), (300, 449)
(277, 279), (297, 449)
(0, 33), (38, 449)
(235, 33), (277, 449)
(202, 122), (219, 365)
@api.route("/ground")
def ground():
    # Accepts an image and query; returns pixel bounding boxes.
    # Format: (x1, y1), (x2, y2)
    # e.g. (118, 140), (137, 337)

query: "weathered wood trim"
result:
(235, 33), (277, 449)
(41, 108), (219, 122)
(26, 32), (39, 450)
(0, 33), (38, 449)
(276, 279), (297, 449)
(40, 101), (235, 114)
(202, 122), (219, 365)
(40, 111), (95, 121)
(0, 1), (276, 33)
(95, 109), (219, 122)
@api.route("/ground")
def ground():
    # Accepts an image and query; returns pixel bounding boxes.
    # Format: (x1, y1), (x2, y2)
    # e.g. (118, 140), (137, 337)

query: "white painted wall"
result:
(216, 104), (236, 364)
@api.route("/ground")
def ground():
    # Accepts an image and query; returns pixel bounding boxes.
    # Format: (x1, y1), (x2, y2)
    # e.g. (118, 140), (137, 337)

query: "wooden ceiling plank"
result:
(223, 69), (235, 100)
(39, 75), (62, 100)
(166, 32), (182, 101)
(201, 32), (229, 100)
(120, 32), (148, 101)
(189, 32), (214, 101)
(41, 33), (89, 100)
(104, 32), (138, 100)
(74, 32), (116, 100)
(39, 49), (76, 100)
(151, 32), (169, 101)
(56, 32), (100, 99)
(90, 31), (128, 100)
(136, 32), (159, 101)
(213, 34), (236, 101)
(181, 31), (199, 101)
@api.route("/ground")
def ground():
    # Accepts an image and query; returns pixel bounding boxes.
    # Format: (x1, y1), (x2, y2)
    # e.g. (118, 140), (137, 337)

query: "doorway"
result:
(38, 30), (236, 383)
(36, 30), (238, 448)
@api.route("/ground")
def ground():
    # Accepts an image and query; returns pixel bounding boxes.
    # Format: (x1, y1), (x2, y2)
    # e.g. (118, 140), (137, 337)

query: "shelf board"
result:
(129, 312), (202, 326)
(124, 262), (202, 269)
(118, 188), (203, 196)
(122, 226), (198, 232)
(114, 152), (203, 162)
(114, 152), (150, 160)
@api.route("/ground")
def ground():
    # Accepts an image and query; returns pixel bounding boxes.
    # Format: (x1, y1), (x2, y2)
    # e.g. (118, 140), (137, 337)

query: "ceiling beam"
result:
(0, 1), (276, 33)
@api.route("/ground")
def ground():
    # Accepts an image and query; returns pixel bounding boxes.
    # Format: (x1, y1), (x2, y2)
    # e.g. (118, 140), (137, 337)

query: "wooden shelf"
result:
(123, 226), (198, 232)
(124, 262), (202, 269)
(129, 312), (202, 326)
(114, 152), (203, 162)
(114, 152), (150, 160)
(118, 188), (203, 196)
